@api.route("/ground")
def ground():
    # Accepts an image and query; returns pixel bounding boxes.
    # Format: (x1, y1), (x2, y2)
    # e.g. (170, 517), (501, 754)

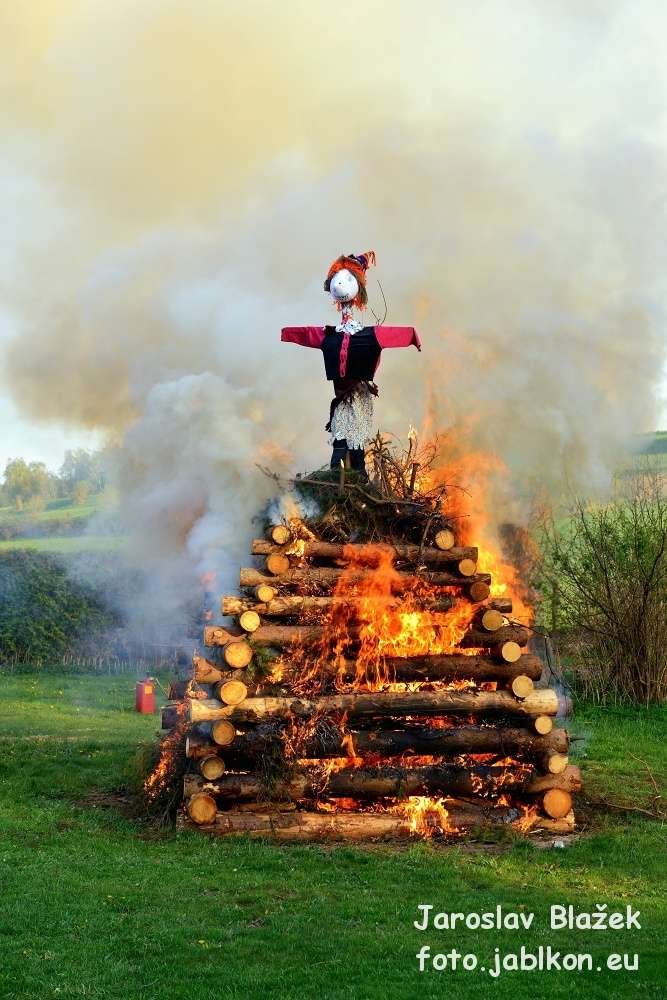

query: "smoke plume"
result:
(1, 1), (665, 640)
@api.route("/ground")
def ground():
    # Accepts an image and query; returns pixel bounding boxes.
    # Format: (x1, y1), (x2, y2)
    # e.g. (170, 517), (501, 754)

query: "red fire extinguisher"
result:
(135, 677), (156, 714)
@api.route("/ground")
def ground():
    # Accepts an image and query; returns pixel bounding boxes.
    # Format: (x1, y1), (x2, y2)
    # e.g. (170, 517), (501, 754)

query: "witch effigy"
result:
(281, 251), (422, 474)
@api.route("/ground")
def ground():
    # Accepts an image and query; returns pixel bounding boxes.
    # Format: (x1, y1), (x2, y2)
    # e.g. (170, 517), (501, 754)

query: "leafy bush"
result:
(0, 550), (113, 664)
(538, 470), (667, 705)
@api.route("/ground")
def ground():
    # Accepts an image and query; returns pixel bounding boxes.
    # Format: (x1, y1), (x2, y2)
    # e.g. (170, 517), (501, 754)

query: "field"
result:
(0, 493), (126, 552)
(0, 674), (664, 999)
(0, 535), (124, 553)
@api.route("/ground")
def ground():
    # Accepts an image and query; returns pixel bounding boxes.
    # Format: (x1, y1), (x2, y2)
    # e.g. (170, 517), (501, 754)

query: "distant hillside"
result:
(634, 431), (667, 455)
(0, 492), (122, 545)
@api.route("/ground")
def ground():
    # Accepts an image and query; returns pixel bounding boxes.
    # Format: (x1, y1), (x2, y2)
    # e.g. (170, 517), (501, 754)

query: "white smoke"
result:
(1, 1), (665, 641)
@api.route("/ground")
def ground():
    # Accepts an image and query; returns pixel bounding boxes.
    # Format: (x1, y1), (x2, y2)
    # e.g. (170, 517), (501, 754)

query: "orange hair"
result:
(324, 250), (376, 310)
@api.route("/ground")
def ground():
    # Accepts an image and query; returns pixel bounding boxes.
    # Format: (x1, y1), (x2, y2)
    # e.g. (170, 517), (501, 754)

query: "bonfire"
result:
(148, 435), (580, 841)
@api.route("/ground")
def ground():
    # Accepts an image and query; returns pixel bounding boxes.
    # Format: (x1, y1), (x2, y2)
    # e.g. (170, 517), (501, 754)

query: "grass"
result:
(0, 674), (664, 1000)
(0, 535), (126, 552)
(0, 494), (106, 525)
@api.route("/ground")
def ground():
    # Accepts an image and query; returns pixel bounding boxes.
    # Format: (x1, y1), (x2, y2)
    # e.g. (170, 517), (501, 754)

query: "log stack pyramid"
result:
(167, 515), (580, 841)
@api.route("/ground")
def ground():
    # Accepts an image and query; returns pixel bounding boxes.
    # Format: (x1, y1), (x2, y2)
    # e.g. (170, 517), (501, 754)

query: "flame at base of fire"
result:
(394, 795), (460, 837)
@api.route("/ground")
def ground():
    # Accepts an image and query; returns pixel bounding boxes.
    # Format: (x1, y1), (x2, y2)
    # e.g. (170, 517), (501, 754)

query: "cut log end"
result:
(468, 582), (491, 603)
(269, 524), (291, 545)
(187, 793), (217, 825)
(239, 610), (261, 633)
(542, 787), (573, 819)
(458, 558), (477, 577)
(480, 609), (504, 632)
(434, 528), (455, 550)
(510, 674), (535, 699)
(218, 680), (248, 706)
(543, 752), (569, 775)
(266, 553), (291, 576)
(211, 719), (236, 746)
(223, 640), (253, 669)
(534, 715), (554, 735)
(498, 641), (522, 664)
(199, 756), (226, 780)
(255, 584), (276, 603)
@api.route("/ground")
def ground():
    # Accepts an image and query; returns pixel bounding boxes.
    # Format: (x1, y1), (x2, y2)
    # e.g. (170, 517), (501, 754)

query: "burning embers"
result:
(159, 475), (577, 841)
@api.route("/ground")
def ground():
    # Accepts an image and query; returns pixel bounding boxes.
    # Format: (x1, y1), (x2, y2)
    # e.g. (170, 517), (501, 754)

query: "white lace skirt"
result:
(329, 385), (375, 450)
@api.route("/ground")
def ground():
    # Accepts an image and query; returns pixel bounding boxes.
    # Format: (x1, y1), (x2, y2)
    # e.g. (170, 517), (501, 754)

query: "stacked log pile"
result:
(164, 518), (579, 841)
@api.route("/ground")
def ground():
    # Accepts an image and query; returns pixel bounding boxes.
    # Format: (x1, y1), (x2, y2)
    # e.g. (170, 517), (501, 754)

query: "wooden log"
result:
(460, 625), (529, 649)
(207, 621), (527, 652)
(498, 641), (522, 664)
(542, 788), (573, 819)
(187, 687), (565, 725)
(185, 734), (219, 759)
(434, 528), (455, 550)
(161, 705), (181, 730)
(215, 680), (248, 706)
(185, 761), (583, 803)
(468, 581), (491, 602)
(510, 674), (534, 699)
(266, 552), (291, 575)
(251, 538), (478, 567)
(194, 657), (236, 685)
(537, 810), (575, 833)
(478, 609), (505, 632)
(283, 652), (543, 685)
(239, 566), (492, 592)
(206, 721), (570, 760)
(211, 719), (237, 746)
(238, 610), (261, 633)
(268, 524), (291, 545)
(196, 648), (542, 687)
(192, 653), (225, 683)
(222, 592), (457, 617)
(177, 803), (574, 839)
(525, 765), (581, 794)
(542, 752), (569, 775)
(534, 715), (554, 735)
(187, 792), (217, 825)
(224, 641), (253, 669)
(488, 598), (513, 614)
(201, 625), (253, 683)
(362, 651), (542, 683)
(255, 584), (277, 602)
(199, 756), (226, 780)
(458, 558), (477, 577)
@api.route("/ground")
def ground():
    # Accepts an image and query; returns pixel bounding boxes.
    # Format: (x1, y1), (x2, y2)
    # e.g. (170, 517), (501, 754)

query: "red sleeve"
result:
(281, 326), (325, 348)
(374, 326), (422, 351)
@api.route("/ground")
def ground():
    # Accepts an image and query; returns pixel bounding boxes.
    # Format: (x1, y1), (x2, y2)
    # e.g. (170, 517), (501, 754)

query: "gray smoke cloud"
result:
(1, 1), (665, 641)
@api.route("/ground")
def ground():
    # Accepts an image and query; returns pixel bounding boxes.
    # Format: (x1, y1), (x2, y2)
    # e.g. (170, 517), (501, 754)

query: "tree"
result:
(72, 480), (91, 505)
(2, 459), (53, 509)
(59, 449), (106, 493)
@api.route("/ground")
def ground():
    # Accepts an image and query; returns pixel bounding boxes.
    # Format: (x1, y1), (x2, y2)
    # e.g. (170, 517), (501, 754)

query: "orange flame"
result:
(144, 706), (187, 802)
(395, 796), (459, 837)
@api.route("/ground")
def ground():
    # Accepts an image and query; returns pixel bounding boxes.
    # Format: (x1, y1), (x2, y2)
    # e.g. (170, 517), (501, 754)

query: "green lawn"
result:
(0, 535), (126, 553)
(0, 674), (664, 999)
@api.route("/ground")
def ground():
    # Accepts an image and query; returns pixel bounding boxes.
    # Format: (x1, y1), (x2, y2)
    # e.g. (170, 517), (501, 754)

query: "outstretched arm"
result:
(281, 326), (326, 348)
(375, 326), (422, 351)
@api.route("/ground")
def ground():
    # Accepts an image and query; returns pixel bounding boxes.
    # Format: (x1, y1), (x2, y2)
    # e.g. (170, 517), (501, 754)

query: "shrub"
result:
(538, 470), (667, 705)
(0, 550), (113, 663)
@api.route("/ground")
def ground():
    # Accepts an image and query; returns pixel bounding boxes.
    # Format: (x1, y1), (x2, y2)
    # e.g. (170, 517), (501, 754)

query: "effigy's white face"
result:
(329, 268), (359, 304)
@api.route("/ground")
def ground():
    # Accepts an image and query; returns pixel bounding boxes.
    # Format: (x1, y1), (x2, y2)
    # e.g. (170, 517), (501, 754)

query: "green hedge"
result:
(0, 550), (114, 663)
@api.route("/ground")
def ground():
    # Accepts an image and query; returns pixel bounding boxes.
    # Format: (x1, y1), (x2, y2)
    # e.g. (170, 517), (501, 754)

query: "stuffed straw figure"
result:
(281, 251), (421, 476)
